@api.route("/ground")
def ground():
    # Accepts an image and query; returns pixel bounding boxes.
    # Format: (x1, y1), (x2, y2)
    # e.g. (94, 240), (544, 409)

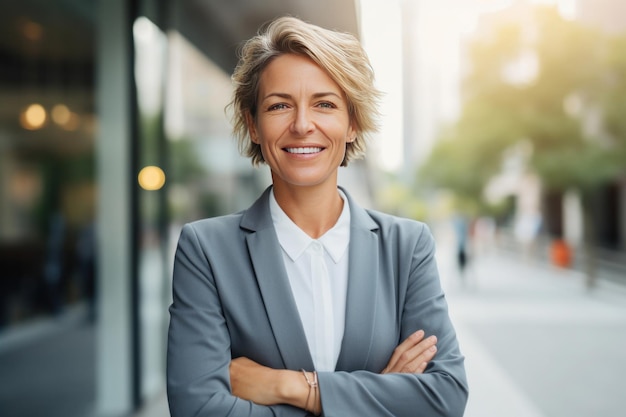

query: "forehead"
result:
(258, 53), (343, 95)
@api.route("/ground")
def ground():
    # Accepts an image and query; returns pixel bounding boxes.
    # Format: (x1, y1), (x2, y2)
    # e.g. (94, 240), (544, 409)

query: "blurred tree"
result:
(603, 33), (626, 162)
(418, 22), (527, 217)
(525, 7), (621, 191)
(418, 6), (626, 288)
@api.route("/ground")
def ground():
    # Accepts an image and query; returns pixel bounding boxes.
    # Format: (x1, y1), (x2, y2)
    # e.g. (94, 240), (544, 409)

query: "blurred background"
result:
(0, 0), (624, 416)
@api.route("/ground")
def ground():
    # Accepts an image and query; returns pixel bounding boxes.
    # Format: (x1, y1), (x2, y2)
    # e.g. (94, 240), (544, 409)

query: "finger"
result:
(383, 330), (425, 373)
(411, 358), (429, 375)
(401, 344), (437, 374)
(387, 335), (437, 374)
(384, 330), (424, 372)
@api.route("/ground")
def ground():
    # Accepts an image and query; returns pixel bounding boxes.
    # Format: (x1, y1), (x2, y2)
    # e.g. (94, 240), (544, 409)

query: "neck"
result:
(272, 182), (343, 239)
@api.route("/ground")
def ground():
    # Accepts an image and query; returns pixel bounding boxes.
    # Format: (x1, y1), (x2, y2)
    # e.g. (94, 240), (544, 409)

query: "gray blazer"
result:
(167, 186), (468, 417)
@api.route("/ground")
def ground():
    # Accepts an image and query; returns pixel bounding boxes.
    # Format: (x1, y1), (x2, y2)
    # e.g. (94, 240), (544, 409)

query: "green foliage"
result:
(533, 143), (621, 190)
(603, 34), (626, 154)
(419, 88), (524, 201)
(532, 7), (605, 100)
(419, 5), (626, 211)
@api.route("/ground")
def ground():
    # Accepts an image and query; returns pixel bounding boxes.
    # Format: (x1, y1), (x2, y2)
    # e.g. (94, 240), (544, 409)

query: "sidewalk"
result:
(437, 238), (626, 417)
(0, 305), (96, 417)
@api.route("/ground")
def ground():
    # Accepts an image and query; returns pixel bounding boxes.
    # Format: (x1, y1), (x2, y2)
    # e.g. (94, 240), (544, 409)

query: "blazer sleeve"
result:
(167, 223), (309, 417)
(316, 224), (469, 416)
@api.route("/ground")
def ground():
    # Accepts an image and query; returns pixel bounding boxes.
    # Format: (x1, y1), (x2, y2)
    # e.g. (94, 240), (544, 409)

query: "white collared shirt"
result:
(269, 189), (350, 372)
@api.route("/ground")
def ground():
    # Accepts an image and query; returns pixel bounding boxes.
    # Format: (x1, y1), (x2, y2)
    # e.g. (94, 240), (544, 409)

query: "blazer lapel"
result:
(241, 187), (315, 371)
(335, 189), (380, 371)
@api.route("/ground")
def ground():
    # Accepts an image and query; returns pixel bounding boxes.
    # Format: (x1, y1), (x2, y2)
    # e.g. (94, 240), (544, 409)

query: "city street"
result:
(436, 231), (626, 417)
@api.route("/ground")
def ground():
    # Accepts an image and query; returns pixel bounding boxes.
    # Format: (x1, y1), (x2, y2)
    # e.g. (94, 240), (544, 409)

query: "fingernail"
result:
(430, 345), (437, 352)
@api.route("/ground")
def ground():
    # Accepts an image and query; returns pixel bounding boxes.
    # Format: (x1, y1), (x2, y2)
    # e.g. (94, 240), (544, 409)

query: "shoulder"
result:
(364, 209), (435, 251)
(187, 212), (244, 232)
(365, 208), (431, 236)
(343, 185), (435, 252)
(179, 212), (246, 245)
(178, 187), (273, 246)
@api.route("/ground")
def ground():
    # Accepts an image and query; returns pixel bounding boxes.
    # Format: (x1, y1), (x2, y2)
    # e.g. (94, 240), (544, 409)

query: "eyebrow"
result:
(261, 91), (343, 102)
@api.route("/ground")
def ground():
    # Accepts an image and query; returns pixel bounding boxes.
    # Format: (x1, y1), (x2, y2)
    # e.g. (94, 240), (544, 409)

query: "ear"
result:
(346, 122), (357, 143)
(246, 112), (259, 144)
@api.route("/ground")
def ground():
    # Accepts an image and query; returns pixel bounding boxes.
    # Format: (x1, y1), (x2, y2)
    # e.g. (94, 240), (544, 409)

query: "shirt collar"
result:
(269, 189), (351, 263)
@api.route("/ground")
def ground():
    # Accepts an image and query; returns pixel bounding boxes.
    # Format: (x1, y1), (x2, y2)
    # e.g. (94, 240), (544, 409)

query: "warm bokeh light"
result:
(21, 20), (43, 41)
(52, 104), (81, 131)
(138, 165), (166, 190)
(52, 104), (71, 125)
(20, 103), (47, 130)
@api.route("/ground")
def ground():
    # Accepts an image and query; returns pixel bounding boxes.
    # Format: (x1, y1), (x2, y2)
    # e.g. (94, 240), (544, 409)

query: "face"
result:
(248, 53), (356, 190)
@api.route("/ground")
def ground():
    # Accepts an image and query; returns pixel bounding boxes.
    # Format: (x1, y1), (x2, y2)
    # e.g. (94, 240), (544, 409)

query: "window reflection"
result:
(0, 4), (95, 327)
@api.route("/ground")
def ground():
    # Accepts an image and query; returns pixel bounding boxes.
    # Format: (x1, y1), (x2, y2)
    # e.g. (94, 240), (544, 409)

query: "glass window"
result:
(0, 2), (96, 329)
(0, 2), (97, 416)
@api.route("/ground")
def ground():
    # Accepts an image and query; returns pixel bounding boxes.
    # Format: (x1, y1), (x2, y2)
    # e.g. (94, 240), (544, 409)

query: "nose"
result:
(291, 106), (315, 136)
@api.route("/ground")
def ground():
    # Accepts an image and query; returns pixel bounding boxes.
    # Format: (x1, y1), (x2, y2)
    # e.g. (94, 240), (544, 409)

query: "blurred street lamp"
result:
(20, 103), (47, 130)
(138, 165), (166, 190)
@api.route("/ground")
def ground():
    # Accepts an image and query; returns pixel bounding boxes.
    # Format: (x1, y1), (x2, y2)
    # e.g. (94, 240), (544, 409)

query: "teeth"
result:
(285, 147), (322, 154)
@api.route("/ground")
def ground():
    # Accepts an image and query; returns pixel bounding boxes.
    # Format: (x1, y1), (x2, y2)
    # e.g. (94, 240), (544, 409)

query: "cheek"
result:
(255, 118), (282, 142)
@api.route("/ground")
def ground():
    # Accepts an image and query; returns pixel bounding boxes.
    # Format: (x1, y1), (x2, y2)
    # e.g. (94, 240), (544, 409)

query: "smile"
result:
(284, 147), (323, 154)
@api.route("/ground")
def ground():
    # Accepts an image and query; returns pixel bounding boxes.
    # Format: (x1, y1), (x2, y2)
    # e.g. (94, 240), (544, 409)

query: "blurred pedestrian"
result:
(452, 213), (470, 277)
(42, 212), (65, 315)
(167, 16), (467, 417)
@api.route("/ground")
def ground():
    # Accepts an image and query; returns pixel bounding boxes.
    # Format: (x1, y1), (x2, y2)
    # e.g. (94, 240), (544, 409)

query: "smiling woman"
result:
(230, 17), (380, 169)
(248, 53), (356, 193)
(167, 15), (468, 417)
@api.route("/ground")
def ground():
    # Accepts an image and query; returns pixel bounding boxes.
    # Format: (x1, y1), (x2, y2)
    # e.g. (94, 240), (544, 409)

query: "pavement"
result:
(435, 230), (626, 417)
(0, 304), (96, 417)
(2, 232), (626, 417)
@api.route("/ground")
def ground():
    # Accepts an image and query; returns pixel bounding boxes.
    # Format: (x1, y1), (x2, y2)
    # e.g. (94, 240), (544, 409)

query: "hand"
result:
(381, 330), (437, 374)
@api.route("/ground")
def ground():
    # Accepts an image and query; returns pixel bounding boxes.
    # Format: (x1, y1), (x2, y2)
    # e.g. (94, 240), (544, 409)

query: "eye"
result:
(317, 101), (336, 109)
(268, 103), (289, 111)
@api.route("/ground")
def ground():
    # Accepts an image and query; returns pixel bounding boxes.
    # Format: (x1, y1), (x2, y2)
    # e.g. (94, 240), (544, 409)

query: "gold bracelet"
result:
(300, 369), (319, 415)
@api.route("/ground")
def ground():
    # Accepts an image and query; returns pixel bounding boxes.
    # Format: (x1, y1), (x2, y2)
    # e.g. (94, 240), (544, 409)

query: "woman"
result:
(167, 16), (468, 417)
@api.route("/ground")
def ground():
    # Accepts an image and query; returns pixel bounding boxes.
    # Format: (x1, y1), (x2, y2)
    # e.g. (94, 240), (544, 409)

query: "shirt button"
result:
(311, 241), (323, 253)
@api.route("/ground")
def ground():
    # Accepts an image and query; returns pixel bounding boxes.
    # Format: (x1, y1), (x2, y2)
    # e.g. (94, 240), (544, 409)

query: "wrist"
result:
(301, 369), (320, 415)
(276, 369), (309, 408)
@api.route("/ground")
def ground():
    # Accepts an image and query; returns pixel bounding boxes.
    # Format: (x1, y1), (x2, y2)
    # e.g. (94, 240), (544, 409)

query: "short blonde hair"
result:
(228, 16), (381, 166)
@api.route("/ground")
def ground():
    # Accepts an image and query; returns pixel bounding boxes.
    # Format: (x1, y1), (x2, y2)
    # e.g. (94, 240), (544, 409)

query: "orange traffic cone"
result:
(551, 239), (572, 268)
